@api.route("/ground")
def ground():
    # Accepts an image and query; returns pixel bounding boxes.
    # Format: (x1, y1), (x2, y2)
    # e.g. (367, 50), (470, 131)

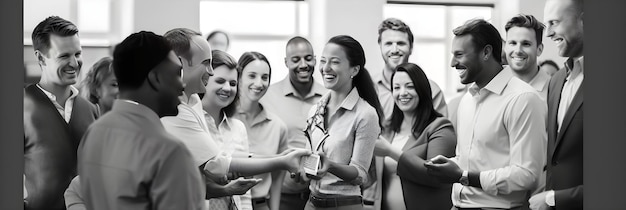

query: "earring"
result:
(350, 75), (355, 79)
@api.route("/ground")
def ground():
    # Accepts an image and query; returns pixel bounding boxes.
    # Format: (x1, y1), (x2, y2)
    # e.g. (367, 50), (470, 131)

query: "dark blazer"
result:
(546, 67), (583, 210)
(373, 117), (456, 210)
(24, 84), (99, 210)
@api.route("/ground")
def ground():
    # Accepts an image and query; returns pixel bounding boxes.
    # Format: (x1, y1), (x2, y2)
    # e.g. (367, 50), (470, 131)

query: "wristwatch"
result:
(459, 170), (469, 186)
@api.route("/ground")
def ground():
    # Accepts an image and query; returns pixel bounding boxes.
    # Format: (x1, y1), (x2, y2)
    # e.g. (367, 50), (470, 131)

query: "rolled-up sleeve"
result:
(479, 92), (547, 195)
(349, 109), (380, 185)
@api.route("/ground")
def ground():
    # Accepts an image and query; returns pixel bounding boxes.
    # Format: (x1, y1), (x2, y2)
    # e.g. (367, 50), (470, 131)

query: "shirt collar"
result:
(237, 103), (274, 126)
(565, 56), (584, 77)
(279, 77), (325, 99)
(469, 67), (513, 96)
(339, 87), (360, 111)
(112, 99), (161, 125)
(36, 84), (80, 102)
(375, 70), (391, 91)
(218, 111), (233, 130)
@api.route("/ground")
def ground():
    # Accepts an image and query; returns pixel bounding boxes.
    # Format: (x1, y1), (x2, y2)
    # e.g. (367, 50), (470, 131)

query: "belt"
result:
(363, 199), (375, 205)
(282, 190), (311, 200)
(309, 194), (362, 208)
(252, 197), (267, 205)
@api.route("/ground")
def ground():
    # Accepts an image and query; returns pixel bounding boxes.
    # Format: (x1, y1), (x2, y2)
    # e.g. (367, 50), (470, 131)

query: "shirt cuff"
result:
(545, 190), (555, 206)
(479, 171), (498, 195)
(203, 152), (232, 179)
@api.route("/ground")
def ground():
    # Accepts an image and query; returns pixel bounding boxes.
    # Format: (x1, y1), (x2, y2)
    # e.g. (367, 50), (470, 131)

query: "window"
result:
(384, 3), (493, 100)
(200, 0), (309, 84)
(23, 0), (114, 84)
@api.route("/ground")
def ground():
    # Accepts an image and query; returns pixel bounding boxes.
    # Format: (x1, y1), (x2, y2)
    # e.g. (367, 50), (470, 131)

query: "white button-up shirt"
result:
(452, 68), (547, 208)
(557, 57), (584, 132)
(36, 84), (79, 123)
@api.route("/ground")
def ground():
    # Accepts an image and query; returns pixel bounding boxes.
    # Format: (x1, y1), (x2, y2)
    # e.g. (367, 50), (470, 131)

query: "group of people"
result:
(23, 0), (583, 209)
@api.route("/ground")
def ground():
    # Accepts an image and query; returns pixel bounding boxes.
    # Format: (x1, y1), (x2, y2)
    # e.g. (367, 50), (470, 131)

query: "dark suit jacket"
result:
(546, 67), (583, 210)
(24, 84), (99, 210)
(373, 117), (457, 210)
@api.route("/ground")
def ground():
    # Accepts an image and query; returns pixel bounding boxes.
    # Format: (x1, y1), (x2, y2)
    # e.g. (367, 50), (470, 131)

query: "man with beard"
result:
(529, 0), (584, 209)
(424, 19), (546, 210)
(374, 18), (448, 123)
(364, 18), (449, 209)
(260, 36), (327, 210)
(24, 16), (99, 210)
(504, 14), (551, 101)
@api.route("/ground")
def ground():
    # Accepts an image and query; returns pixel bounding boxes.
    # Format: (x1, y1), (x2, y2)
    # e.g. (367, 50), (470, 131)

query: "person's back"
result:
(78, 101), (204, 210)
(77, 31), (205, 210)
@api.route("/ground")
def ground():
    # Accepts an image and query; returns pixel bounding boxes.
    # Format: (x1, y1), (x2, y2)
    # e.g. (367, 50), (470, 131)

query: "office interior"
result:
(23, 0), (564, 102)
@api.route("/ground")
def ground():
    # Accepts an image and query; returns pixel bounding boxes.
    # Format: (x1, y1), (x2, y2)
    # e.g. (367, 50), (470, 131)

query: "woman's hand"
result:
(282, 148), (311, 172)
(308, 152), (332, 180)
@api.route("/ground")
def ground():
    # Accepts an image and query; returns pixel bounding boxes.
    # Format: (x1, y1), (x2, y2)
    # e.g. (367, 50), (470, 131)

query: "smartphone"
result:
(303, 153), (320, 175)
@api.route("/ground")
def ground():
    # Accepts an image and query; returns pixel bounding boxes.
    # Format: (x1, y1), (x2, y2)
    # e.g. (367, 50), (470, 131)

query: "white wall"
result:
(131, 0), (200, 35)
(309, 0), (386, 83)
(23, 0), (569, 86)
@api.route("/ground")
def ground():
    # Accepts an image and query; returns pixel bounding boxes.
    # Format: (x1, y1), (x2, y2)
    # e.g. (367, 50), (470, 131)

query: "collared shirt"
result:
(374, 71), (448, 124)
(528, 67), (551, 101)
(78, 100), (206, 210)
(453, 69), (547, 208)
(161, 93), (231, 178)
(36, 84), (79, 123)
(204, 112), (252, 210)
(558, 57), (584, 131)
(259, 77), (327, 193)
(307, 88), (380, 196)
(233, 104), (289, 198)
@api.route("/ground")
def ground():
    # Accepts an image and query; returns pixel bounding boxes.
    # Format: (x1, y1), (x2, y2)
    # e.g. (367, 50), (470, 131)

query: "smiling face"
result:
(379, 30), (412, 72)
(451, 34), (484, 85)
(182, 36), (214, 95)
(392, 71), (419, 114)
(286, 42), (316, 84)
(505, 27), (543, 73)
(239, 60), (270, 102)
(544, 0), (583, 58)
(319, 43), (357, 93)
(37, 34), (83, 87)
(205, 65), (238, 110)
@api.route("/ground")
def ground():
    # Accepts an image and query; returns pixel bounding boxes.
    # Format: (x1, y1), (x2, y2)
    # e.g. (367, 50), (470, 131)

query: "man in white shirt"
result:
(161, 29), (311, 206)
(424, 19), (547, 210)
(504, 14), (551, 101)
(162, 28), (260, 200)
(529, 0), (584, 209)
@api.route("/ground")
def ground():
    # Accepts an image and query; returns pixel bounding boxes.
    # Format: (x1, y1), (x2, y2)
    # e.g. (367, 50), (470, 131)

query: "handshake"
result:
(284, 150), (330, 184)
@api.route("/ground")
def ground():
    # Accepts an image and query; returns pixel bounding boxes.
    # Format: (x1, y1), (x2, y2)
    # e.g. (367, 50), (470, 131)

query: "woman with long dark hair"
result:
(301, 35), (383, 210)
(373, 63), (456, 210)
